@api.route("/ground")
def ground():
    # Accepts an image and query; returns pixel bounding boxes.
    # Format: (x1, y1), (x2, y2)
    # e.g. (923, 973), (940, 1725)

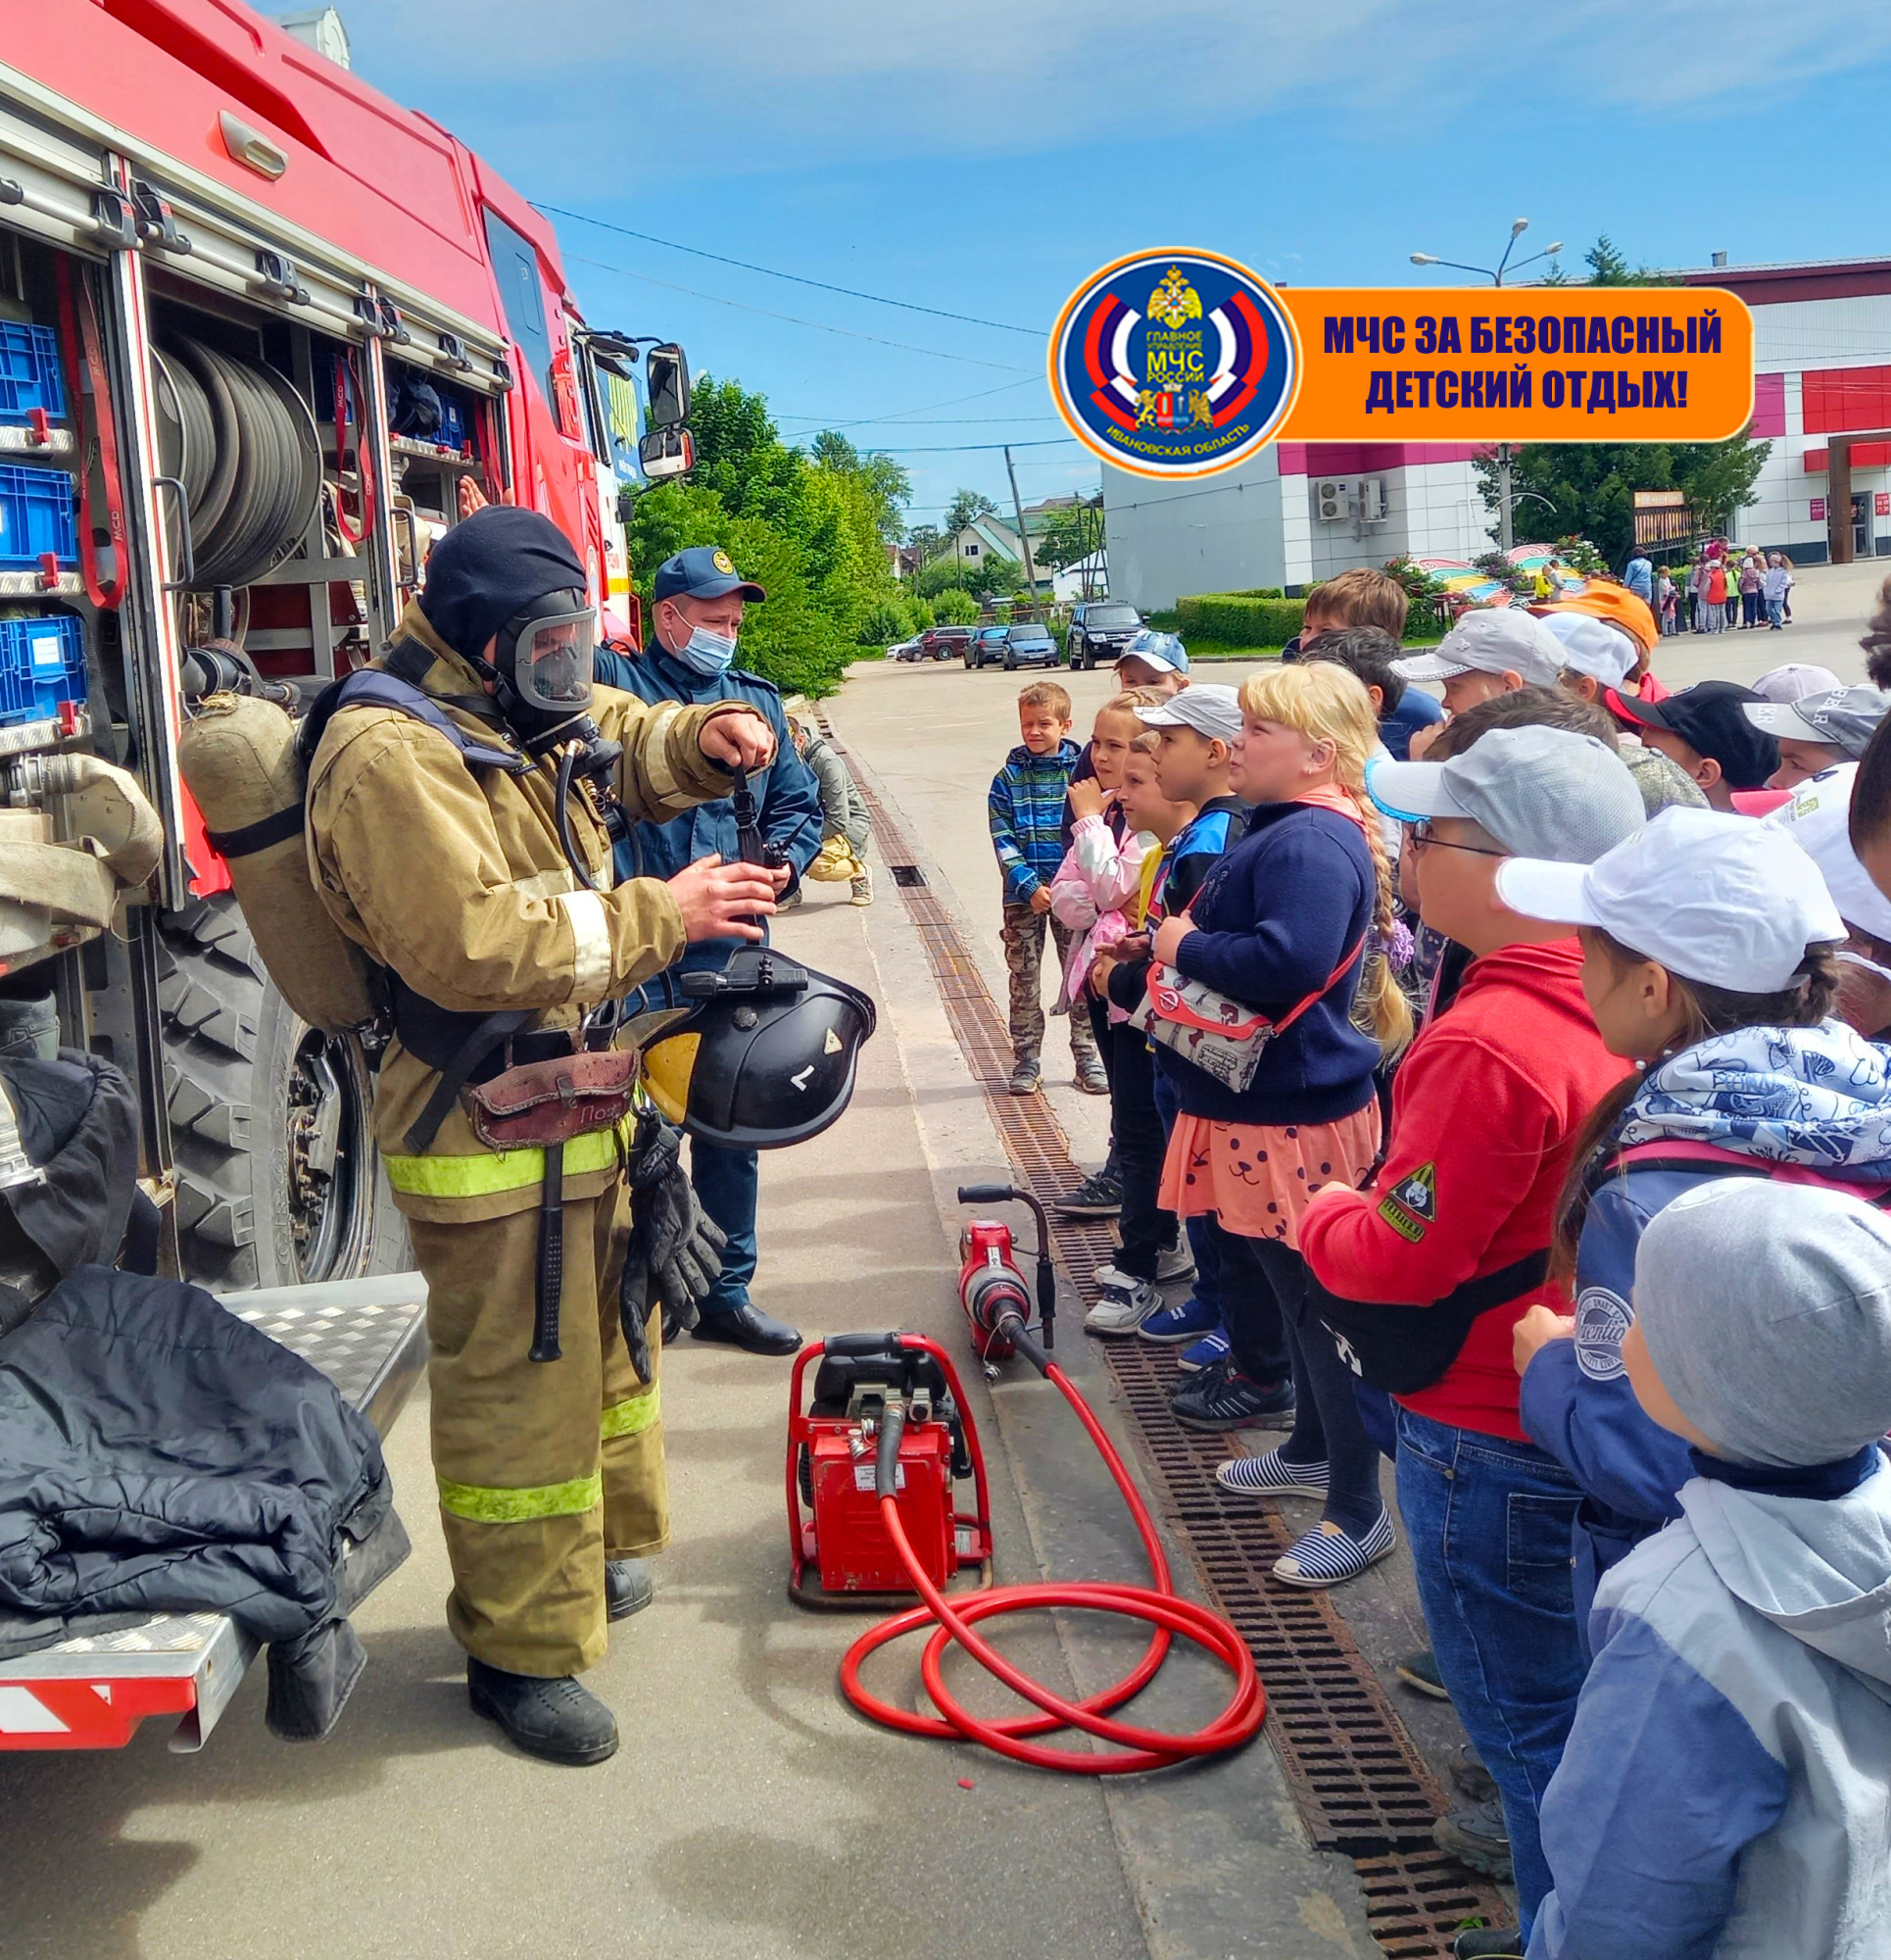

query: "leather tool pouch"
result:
(462, 1049), (642, 1152)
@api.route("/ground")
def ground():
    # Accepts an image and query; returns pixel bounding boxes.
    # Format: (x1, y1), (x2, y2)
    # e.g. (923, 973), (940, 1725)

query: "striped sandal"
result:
(1214, 1449), (1330, 1499)
(1272, 1511), (1396, 1589)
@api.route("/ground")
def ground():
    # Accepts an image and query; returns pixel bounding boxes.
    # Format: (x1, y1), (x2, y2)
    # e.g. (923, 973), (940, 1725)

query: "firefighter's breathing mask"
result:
(488, 589), (597, 742)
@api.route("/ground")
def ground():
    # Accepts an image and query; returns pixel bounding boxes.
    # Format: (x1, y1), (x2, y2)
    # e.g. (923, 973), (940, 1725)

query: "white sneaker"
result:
(1085, 1264), (1163, 1337)
(1156, 1240), (1196, 1285)
(849, 869), (873, 906)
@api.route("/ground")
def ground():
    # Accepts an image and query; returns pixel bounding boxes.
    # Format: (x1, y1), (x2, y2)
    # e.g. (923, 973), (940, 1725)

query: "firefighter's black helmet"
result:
(641, 948), (876, 1151)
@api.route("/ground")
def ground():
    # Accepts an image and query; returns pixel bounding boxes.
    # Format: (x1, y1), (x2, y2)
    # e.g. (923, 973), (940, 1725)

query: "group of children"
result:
(984, 565), (1891, 1959)
(1655, 542), (1796, 635)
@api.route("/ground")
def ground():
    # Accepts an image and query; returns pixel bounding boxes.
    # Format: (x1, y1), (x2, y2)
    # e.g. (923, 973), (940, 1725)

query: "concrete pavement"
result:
(0, 808), (1375, 1959)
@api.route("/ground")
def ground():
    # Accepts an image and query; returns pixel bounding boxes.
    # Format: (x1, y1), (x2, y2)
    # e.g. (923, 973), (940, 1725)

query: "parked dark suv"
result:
(919, 624), (976, 661)
(1065, 600), (1142, 671)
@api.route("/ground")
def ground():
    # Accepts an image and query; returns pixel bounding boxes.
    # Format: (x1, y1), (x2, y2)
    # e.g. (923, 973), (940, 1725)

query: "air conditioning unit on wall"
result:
(1358, 477), (1388, 522)
(1315, 479), (1353, 522)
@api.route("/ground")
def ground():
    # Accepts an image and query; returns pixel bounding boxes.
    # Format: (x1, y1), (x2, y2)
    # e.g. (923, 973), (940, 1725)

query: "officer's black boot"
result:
(466, 1657), (619, 1766)
(606, 1557), (655, 1621)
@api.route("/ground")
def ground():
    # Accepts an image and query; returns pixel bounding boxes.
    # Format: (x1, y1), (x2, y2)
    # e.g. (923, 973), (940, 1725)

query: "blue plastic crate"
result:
(0, 322), (66, 424)
(0, 463), (77, 570)
(0, 612), (87, 727)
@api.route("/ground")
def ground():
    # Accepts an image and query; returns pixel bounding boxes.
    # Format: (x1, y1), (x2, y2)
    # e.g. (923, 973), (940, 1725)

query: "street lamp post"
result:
(1409, 219), (1563, 553)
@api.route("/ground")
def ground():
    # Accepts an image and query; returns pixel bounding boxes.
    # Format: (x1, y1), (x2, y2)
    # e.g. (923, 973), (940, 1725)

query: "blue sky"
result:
(344, 0), (1891, 531)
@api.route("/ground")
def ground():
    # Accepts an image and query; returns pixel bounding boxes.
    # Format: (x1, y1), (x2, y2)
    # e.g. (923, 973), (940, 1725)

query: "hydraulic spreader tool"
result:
(785, 1185), (1267, 1775)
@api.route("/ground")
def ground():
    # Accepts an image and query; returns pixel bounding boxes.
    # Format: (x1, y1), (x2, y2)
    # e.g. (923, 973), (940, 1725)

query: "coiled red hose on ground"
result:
(838, 1358), (1266, 1774)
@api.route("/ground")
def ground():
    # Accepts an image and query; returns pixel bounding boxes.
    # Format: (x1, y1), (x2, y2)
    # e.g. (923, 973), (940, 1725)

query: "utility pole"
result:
(1004, 445), (1042, 618)
(1410, 220), (1560, 556)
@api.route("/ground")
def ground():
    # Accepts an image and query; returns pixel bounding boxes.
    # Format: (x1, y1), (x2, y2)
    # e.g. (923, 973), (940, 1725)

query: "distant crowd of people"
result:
(985, 561), (1891, 1960)
(1625, 538), (1797, 636)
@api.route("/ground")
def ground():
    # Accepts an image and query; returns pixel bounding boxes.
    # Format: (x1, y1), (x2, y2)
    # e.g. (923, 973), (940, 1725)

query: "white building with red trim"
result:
(1101, 256), (1891, 608)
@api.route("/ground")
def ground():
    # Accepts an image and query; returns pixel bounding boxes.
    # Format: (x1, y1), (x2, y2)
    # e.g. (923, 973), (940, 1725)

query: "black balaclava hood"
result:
(417, 506), (588, 666)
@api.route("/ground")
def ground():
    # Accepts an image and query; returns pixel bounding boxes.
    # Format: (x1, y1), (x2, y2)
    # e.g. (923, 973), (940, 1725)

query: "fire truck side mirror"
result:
(638, 425), (694, 482)
(644, 343), (691, 428)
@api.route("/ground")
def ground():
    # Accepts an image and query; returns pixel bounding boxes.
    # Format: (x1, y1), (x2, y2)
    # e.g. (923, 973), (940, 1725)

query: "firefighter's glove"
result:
(621, 1108), (726, 1353)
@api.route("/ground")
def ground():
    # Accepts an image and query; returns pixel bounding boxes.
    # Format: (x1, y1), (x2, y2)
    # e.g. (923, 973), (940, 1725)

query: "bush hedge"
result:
(1177, 594), (1306, 645)
(1176, 590), (1439, 647)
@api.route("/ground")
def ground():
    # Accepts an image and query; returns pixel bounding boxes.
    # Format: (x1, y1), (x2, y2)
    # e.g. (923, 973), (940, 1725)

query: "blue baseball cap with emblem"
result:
(653, 545), (767, 604)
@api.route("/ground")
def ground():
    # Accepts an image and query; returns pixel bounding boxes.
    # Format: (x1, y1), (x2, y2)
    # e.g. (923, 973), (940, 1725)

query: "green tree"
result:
(1475, 439), (1771, 566)
(808, 429), (912, 550)
(1476, 238), (1762, 564)
(929, 587), (981, 625)
(624, 373), (908, 697)
(1034, 502), (1103, 572)
(944, 488), (999, 536)
(907, 522), (946, 564)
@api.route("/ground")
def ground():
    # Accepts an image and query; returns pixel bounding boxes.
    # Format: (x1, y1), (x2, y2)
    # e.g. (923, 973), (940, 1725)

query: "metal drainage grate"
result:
(840, 750), (1511, 1957)
(889, 863), (927, 887)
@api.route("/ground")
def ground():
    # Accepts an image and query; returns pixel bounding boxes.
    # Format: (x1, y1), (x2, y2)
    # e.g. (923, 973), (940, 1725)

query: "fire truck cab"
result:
(0, 0), (691, 1297)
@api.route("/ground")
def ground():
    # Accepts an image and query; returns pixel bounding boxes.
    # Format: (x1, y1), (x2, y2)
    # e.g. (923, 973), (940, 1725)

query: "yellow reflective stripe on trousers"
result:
(602, 1384), (660, 1440)
(382, 1121), (621, 1199)
(436, 1470), (603, 1524)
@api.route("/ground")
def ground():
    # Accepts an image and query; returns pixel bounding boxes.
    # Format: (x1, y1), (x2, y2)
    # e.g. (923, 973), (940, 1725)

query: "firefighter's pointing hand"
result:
(697, 705), (775, 773)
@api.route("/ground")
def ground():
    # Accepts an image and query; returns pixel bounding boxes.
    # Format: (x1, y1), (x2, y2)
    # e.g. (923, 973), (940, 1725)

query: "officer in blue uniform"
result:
(595, 547), (823, 1354)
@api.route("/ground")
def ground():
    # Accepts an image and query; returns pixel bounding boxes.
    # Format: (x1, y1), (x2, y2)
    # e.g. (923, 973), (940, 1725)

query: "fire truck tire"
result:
(159, 892), (410, 1292)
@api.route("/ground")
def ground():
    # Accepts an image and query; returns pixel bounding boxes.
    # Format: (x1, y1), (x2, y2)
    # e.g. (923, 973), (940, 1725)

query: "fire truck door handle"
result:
(154, 476), (195, 591)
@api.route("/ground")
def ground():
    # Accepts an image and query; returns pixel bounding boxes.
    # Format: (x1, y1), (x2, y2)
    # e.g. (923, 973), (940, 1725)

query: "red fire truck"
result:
(0, 0), (693, 1294)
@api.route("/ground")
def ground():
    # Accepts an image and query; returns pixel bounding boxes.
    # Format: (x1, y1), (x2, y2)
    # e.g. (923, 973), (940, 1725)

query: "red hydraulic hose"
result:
(839, 1358), (1265, 1774)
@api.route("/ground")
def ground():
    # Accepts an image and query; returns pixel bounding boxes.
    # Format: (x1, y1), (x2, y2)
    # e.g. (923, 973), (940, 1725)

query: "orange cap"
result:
(1532, 580), (1659, 655)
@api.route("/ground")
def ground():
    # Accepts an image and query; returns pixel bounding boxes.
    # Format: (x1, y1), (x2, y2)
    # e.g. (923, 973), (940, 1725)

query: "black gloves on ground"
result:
(619, 1108), (727, 1375)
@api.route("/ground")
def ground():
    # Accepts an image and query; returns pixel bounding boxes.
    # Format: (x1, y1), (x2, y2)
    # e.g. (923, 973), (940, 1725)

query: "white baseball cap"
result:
(1391, 608), (1565, 688)
(1765, 761), (1891, 943)
(1137, 682), (1242, 743)
(1495, 805), (1846, 990)
(1752, 662), (1844, 705)
(1535, 611), (1638, 687)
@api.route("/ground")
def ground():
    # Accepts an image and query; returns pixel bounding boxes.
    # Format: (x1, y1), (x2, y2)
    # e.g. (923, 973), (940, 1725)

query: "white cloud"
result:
(348, 0), (1891, 179)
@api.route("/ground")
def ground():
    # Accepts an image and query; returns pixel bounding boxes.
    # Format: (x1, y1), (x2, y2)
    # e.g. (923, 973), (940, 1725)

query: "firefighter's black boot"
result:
(606, 1557), (655, 1621)
(467, 1657), (619, 1766)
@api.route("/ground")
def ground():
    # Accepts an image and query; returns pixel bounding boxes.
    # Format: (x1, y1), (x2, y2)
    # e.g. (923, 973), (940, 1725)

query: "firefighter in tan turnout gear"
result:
(306, 507), (782, 1765)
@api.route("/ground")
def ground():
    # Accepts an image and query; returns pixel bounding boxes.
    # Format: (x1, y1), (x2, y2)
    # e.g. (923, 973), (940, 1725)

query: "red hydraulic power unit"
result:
(786, 1333), (993, 1606)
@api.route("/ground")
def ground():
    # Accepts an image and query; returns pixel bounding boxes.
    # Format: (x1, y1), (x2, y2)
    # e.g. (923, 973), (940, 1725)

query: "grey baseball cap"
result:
(1391, 608), (1565, 688)
(1137, 682), (1241, 743)
(1745, 685), (1891, 760)
(1636, 1180), (1891, 1468)
(1365, 724), (1646, 861)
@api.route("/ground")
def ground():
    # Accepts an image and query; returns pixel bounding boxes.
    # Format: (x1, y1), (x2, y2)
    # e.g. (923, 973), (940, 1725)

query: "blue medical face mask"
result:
(668, 619), (738, 677)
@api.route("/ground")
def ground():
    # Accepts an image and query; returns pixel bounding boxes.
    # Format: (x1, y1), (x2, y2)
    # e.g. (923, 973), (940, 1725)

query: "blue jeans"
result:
(1150, 1063), (1223, 1324)
(1767, 596), (1785, 627)
(1394, 1407), (1586, 1937)
(689, 1138), (758, 1317)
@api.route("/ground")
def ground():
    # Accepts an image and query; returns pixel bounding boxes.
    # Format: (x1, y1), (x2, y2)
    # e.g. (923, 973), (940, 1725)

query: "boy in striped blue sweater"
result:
(990, 680), (1103, 1095)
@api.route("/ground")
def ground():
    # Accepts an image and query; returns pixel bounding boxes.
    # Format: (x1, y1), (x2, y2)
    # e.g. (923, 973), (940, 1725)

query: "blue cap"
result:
(653, 546), (766, 604)
(1120, 628), (1188, 675)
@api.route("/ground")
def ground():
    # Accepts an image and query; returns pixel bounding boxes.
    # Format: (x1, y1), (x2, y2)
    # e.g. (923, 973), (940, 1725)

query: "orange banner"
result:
(1276, 287), (1754, 443)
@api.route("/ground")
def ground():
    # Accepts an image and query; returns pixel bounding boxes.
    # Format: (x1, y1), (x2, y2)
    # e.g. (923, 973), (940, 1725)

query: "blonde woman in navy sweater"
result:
(1150, 663), (1413, 1586)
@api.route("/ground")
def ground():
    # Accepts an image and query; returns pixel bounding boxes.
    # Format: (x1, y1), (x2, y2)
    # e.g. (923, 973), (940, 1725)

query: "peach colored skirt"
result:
(1159, 1102), (1382, 1249)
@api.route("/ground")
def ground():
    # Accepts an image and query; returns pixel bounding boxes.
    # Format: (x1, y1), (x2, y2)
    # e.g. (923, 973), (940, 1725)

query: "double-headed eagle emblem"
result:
(1146, 268), (1203, 330)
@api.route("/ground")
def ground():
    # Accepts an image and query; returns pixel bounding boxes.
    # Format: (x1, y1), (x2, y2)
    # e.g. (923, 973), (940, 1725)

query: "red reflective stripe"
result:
(332, 349), (375, 546)
(0, 1676), (196, 1751)
(54, 258), (125, 611)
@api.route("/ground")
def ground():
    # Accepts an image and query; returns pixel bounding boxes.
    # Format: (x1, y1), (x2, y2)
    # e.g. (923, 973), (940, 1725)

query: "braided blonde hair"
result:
(1237, 663), (1413, 1058)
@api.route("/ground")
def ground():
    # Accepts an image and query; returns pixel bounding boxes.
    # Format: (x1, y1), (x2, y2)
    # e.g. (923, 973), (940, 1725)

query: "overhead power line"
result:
(807, 437), (1080, 456)
(562, 251), (1034, 374)
(774, 376), (1043, 430)
(535, 201), (1042, 337)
